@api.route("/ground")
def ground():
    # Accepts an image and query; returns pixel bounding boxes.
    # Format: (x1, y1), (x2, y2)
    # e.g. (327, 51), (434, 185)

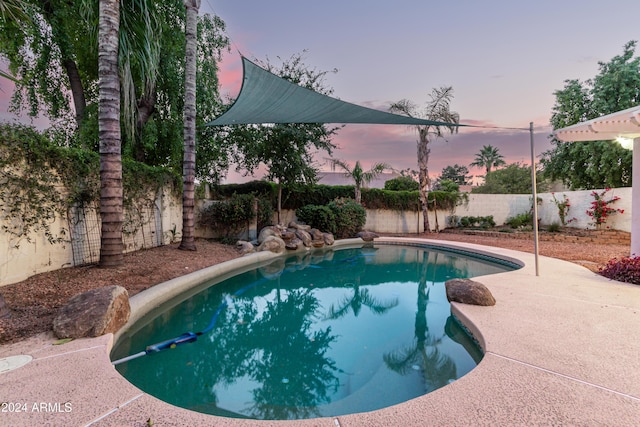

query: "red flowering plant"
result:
(586, 188), (624, 228)
(599, 256), (640, 285)
(551, 193), (576, 226)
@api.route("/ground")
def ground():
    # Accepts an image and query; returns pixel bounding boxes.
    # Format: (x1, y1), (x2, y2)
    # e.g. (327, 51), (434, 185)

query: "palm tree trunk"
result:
(178, 0), (200, 251)
(418, 130), (431, 233)
(98, 0), (123, 267)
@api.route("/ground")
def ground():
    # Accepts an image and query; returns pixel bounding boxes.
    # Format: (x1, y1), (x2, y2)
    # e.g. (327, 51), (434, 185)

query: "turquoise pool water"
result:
(112, 244), (516, 420)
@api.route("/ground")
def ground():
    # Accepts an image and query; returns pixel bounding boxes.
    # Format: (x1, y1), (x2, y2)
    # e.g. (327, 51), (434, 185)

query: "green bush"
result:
(505, 212), (533, 228)
(361, 188), (420, 210)
(296, 204), (337, 234)
(329, 197), (366, 238)
(198, 193), (255, 237)
(211, 182), (467, 212)
(458, 216), (495, 229)
(296, 198), (366, 238)
(384, 176), (419, 191)
(547, 222), (561, 233)
(256, 196), (274, 230)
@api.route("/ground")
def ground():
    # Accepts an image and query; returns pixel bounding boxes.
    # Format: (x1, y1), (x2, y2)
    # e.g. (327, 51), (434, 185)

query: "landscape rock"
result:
(236, 240), (255, 255)
(310, 228), (325, 241)
(312, 239), (325, 248)
(281, 230), (296, 241)
(53, 285), (130, 339)
(288, 221), (311, 231)
(356, 231), (379, 242)
(285, 237), (303, 250)
(445, 279), (496, 306)
(323, 233), (335, 246)
(257, 235), (286, 253)
(258, 226), (279, 243)
(295, 229), (313, 247)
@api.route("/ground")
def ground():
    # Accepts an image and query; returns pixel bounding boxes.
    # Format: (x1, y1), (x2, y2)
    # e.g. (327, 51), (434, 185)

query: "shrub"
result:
(198, 193), (255, 237)
(296, 198), (366, 238)
(329, 197), (366, 238)
(599, 256), (640, 285)
(458, 216), (495, 229)
(384, 176), (419, 191)
(505, 212), (533, 228)
(256, 196), (274, 230)
(296, 204), (337, 234)
(586, 188), (624, 227)
(547, 222), (561, 233)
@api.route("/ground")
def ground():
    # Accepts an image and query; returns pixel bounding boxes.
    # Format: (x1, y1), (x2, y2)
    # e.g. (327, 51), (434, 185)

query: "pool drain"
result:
(0, 355), (33, 374)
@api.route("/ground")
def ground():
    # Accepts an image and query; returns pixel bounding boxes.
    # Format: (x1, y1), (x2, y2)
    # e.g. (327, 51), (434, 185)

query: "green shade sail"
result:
(207, 57), (465, 127)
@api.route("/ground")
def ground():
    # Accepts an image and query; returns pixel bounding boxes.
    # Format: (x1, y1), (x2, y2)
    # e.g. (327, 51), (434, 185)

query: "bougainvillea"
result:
(551, 193), (576, 226)
(586, 189), (624, 227)
(599, 256), (640, 285)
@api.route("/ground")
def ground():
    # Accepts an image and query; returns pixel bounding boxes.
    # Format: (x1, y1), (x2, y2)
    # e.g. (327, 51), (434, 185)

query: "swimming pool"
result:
(112, 243), (518, 420)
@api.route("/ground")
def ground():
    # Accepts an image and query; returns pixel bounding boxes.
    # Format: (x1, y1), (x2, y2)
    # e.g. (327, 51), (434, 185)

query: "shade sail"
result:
(207, 57), (465, 127)
(554, 105), (640, 142)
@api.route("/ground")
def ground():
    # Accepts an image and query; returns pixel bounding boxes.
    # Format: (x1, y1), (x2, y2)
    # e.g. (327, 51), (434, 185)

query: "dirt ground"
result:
(0, 233), (630, 345)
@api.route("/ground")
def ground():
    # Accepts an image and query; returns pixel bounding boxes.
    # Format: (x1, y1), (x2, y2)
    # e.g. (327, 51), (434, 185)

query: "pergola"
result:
(554, 105), (640, 256)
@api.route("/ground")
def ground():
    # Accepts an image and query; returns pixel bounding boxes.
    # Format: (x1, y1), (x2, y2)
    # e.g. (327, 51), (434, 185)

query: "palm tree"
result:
(469, 144), (506, 174)
(390, 87), (459, 233)
(330, 159), (390, 204)
(97, 0), (123, 267)
(0, 0), (28, 24)
(178, 0), (200, 251)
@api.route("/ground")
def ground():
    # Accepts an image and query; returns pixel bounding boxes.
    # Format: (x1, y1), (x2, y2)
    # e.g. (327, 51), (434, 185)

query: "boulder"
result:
(281, 230), (296, 242)
(236, 240), (255, 255)
(285, 237), (303, 250)
(356, 231), (379, 242)
(310, 228), (325, 241)
(258, 226), (279, 243)
(257, 235), (286, 253)
(295, 229), (313, 247)
(288, 221), (311, 231)
(312, 239), (325, 248)
(445, 279), (496, 306)
(323, 233), (335, 246)
(53, 285), (130, 339)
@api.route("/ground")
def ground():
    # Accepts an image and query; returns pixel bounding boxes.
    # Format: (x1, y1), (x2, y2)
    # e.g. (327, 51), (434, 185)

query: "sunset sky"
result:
(206, 0), (639, 182)
(1, 1), (638, 183)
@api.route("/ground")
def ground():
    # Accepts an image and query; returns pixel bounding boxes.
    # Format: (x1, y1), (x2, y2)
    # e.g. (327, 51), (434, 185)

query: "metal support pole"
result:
(530, 122), (540, 276)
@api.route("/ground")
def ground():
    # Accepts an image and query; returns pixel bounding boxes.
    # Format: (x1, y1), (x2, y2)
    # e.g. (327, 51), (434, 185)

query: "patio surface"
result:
(1, 237), (639, 426)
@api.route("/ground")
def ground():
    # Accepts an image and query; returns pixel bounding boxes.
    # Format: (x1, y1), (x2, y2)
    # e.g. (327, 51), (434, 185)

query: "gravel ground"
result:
(0, 233), (630, 344)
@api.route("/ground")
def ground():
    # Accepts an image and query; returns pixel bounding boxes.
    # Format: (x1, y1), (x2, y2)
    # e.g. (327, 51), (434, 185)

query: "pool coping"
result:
(1, 237), (639, 426)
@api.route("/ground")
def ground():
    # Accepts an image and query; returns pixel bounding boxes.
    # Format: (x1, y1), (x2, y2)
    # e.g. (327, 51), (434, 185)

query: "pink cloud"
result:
(218, 50), (243, 101)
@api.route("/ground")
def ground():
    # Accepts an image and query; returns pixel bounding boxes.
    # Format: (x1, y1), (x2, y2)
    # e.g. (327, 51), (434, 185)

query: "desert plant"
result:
(505, 212), (533, 229)
(458, 216), (495, 229)
(547, 222), (561, 233)
(599, 256), (640, 285)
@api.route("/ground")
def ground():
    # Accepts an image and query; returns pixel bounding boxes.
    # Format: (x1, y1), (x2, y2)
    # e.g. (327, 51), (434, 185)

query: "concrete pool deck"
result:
(1, 237), (639, 426)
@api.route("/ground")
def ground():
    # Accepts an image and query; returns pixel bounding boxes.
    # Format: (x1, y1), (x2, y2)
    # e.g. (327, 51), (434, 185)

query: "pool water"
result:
(112, 245), (514, 420)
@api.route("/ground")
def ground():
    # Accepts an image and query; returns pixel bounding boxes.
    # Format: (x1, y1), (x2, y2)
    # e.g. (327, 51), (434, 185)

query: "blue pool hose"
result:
(111, 278), (265, 366)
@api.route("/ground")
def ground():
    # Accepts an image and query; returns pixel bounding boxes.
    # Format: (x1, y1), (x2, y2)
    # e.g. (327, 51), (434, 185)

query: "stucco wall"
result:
(1, 187), (632, 286)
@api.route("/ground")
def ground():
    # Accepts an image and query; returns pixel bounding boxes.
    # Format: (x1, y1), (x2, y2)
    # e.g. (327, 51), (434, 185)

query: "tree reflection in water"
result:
(383, 251), (458, 391)
(114, 245), (497, 420)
